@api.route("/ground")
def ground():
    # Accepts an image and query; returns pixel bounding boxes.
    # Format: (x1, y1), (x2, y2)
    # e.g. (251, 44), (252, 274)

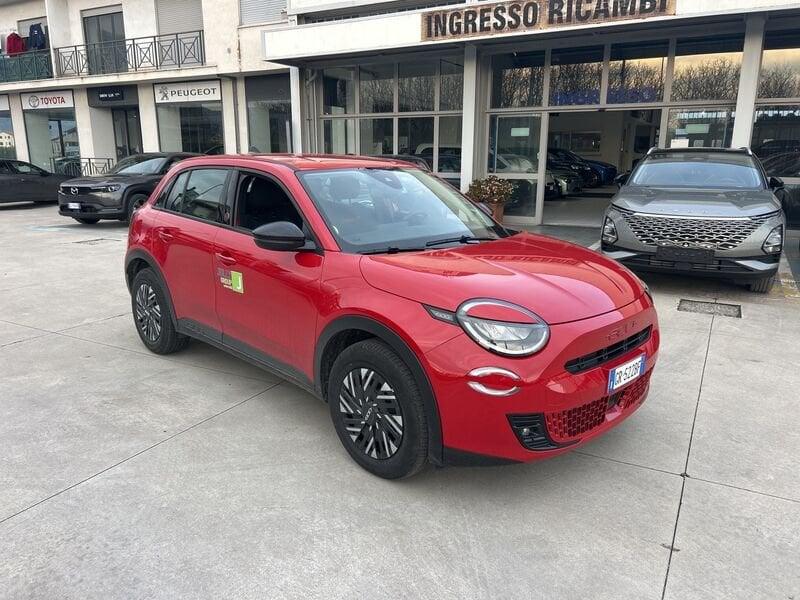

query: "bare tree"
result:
(758, 63), (800, 99)
(671, 57), (742, 101)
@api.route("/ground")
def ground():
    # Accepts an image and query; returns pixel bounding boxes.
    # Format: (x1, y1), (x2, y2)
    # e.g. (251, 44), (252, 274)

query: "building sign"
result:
(98, 87), (125, 102)
(154, 80), (222, 104)
(0, 95), (8, 112)
(21, 90), (74, 110)
(421, 0), (676, 41)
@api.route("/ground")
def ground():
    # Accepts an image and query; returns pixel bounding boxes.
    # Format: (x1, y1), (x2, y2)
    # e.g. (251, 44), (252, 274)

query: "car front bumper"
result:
(425, 295), (659, 464)
(58, 191), (125, 220)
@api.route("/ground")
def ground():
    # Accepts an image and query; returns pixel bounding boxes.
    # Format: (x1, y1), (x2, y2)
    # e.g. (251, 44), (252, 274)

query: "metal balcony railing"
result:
(51, 157), (115, 177)
(0, 50), (54, 83)
(54, 30), (205, 78)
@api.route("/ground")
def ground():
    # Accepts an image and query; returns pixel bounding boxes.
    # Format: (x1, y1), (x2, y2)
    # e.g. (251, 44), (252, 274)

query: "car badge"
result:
(70, 187), (79, 195)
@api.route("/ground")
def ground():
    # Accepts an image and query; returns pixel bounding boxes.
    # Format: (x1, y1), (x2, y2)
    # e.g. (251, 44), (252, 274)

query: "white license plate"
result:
(608, 354), (646, 393)
(67, 202), (81, 210)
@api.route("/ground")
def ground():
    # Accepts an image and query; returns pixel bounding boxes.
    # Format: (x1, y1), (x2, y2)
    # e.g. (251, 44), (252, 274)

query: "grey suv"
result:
(601, 148), (785, 293)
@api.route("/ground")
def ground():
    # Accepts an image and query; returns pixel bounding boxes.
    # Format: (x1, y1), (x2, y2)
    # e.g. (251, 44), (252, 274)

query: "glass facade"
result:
(608, 41), (668, 104)
(672, 37), (743, 102)
(24, 108), (79, 172)
(158, 102), (224, 154)
(490, 52), (545, 109)
(246, 74), (292, 153)
(359, 63), (394, 113)
(759, 30), (800, 99)
(323, 68), (356, 115)
(399, 63), (435, 112)
(666, 107), (736, 148)
(550, 47), (603, 106)
(0, 110), (16, 159)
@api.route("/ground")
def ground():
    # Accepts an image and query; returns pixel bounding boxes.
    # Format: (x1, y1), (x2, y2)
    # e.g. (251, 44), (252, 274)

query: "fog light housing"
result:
(602, 216), (618, 244)
(762, 225), (784, 254)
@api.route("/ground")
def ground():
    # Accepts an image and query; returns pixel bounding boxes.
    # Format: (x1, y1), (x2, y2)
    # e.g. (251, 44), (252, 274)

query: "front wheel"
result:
(131, 268), (189, 354)
(748, 275), (776, 294)
(74, 217), (99, 225)
(125, 193), (148, 224)
(327, 339), (428, 479)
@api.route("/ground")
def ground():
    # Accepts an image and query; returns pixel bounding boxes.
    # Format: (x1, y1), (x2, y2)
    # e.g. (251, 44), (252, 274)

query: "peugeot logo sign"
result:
(70, 187), (79, 196)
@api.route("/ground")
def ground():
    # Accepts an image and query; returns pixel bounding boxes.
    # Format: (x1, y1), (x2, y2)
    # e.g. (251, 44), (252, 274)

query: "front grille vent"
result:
(565, 326), (652, 374)
(618, 208), (777, 251)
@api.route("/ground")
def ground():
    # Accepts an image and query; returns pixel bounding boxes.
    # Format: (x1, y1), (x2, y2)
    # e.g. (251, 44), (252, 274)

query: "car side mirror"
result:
(253, 221), (309, 252)
(614, 173), (629, 186)
(769, 176), (785, 190)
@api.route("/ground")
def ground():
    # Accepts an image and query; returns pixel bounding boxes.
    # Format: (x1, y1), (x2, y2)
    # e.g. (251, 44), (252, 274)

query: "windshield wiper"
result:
(360, 246), (427, 255)
(425, 235), (498, 248)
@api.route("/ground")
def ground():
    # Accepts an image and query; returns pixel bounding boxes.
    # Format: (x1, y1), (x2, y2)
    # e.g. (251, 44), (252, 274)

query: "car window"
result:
(761, 153), (800, 178)
(235, 173), (304, 231)
(10, 161), (45, 176)
(0, 161), (13, 175)
(162, 172), (190, 211)
(630, 153), (765, 190)
(110, 156), (166, 175)
(181, 169), (230, 223)
(160, 155), (188, 174)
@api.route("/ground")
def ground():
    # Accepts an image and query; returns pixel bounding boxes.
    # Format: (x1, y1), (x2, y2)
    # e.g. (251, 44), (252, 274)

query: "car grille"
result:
(622, 254), (779, 273)
(617, 208), (778, 251)
(60, 186), (94, 196)
(508, 370), (653, 450)
(565, 327), (652, 374)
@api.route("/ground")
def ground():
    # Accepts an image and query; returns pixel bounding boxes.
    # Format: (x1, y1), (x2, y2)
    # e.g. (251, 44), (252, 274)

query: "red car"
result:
(125, 155), (660, 479)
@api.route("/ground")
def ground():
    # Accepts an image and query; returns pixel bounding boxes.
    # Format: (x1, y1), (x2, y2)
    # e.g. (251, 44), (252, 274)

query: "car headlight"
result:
(98, 185), (121, 193)
(424, 299), (548, 357)
(762, 225), (783, 254)
(602, 216), (618, 244)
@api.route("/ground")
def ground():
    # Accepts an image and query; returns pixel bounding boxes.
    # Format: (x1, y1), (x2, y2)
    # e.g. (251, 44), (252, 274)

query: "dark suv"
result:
(59, 153), (197, 224)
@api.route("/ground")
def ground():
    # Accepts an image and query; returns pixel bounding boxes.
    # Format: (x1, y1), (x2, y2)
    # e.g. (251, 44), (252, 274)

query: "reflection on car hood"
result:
(62, 174), (158, 187)
(359, 233), (643, 325)
(612, 186), (781, 218)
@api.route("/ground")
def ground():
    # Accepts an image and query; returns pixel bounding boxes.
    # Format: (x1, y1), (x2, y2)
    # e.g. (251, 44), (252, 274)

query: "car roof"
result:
(169, 153), (425, 172)
(648, 147), (751, 155)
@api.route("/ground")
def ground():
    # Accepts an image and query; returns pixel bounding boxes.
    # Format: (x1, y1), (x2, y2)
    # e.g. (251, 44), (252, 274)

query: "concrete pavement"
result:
(1, 204), (799, 599)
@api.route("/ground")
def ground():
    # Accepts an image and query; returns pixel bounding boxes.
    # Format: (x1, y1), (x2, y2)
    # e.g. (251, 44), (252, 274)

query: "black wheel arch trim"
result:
(123, 188), (153, 211)
(315, 315), (444, 466)
(124, 249), (178, 330)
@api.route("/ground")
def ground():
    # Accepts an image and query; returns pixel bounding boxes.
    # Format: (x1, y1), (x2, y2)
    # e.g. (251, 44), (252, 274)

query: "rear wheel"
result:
(131, 268), (189, 354)
(74, 217), (99, 225)
(748, 275), (776, 294)
(125, 193), (148, 224)
(327, 339), (428, 479)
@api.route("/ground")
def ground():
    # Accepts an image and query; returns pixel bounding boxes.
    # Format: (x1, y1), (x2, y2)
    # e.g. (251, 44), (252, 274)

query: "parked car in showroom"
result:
(759, 151), (800, 235)
(602, 148), (785, 293)
(58, 152), (197, 224)
(549, 147), (617, 186)
(0, 159), (70, 205)
(548, 148), (601, 187)
(125, 154), (659, 479)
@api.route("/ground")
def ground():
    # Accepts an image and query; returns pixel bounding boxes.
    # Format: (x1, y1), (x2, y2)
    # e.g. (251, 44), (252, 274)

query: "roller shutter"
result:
(240, 0), (286, 25)
(156, 0), (204, 35)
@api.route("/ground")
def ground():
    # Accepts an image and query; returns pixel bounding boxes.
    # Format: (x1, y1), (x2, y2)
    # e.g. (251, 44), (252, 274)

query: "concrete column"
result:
(138, 83), (160, 152)
(289, 67), (303, 153)
(221, 78), (238, 154)
(236, 77), (250, 153)
(460, 44), (478, 193)
(9, 93), (29, 163)
(731, 14), (766, 148)
(72, 88), (95, 158)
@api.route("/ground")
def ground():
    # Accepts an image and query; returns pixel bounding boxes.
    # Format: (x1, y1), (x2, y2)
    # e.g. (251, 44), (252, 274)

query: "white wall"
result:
(137, 81), (159, 152)
(8, 93), (29, 162)
(202, 0), (239, 71)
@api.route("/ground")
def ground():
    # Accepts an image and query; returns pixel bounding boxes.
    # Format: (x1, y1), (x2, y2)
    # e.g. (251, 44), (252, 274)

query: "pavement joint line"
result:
(660, 308), (715, 600)
(0, 332), (52, 349)
(0, 382), (283, 528)
(572, 450), (682, 479)
(55, 313), (130, 333)
(685, 475), (800, 505)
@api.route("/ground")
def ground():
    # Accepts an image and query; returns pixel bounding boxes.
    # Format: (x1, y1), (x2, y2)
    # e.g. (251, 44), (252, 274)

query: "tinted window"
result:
(111, 155), (166, 175)
(181, 169), (230, 223)
(630, 153), (764, 190)
(236, 173), (303, 231)
(162, 172), (190, 211)
(761, 153), (800, 178)
(11, 161), (45, 175)
(0, 162), (13, 174)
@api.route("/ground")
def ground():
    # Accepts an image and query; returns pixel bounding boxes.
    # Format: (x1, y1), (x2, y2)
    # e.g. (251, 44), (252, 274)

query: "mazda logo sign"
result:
(70, 187), (79, 196)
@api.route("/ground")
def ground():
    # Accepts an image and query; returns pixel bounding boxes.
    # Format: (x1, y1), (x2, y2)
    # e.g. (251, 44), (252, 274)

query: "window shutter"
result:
(240, 0), (287, 25)
(156, 0), (204, 35)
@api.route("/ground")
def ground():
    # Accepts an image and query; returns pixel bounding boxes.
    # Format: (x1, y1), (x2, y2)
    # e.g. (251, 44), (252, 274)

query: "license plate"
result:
(608, 354), (646, 393)
(67, 202), (81, 210)
(655, 245), (714, 263)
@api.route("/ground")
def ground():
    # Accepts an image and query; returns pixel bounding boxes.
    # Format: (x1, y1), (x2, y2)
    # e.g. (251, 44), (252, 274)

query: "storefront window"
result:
(158, 102), (223, 155)
(665, 107), (735, 149)
(438, 115), (462, 177)
(399, 63), (435, 112)
(672, 37), (743, 102)
(398, 117), (434, 165)
(759, 31), (800, 99)
(751, 106), (800, 167)
(0, 111), (16, 159)
(323, 67), (355, 115)
(246, 74), (292, 153)
(25, 108), (79, 172)
(440, 58), (463, 111)
(608, 41), (668, 104)
(359, 64), (394, 113)
(491, 52), (545, 109)
(359, 117), (393, 155)
(323, 118), (355, 154)
(550, 47), (603, 106)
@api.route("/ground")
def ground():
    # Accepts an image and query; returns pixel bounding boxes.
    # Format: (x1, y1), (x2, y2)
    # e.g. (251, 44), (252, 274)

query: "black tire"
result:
(327, 339), (428, 479)
(125, 193), (148, 224)
(131, 268), (189, 354)
(748, 275), (776, 294)
(74, 217), (99, 225)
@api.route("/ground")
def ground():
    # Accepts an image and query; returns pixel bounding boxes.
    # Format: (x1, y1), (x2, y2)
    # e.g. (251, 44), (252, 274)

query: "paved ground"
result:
(1, 203), (799, 600)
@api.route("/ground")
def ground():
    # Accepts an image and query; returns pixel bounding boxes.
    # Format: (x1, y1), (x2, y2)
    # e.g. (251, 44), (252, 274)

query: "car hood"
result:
(585, 159), (616, 169)
(612, 186), (781, 218)
(62, 174), (157, 187)
(359, 233), (643, 325)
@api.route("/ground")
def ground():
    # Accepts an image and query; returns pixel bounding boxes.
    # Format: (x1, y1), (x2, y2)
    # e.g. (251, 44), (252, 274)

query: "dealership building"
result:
(0, 0), (799, 225)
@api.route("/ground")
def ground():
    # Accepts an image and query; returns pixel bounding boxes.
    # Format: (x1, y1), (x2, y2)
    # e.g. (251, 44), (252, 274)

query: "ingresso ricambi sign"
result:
(421, 0), (676, 41)
(154, 80), (222, 104)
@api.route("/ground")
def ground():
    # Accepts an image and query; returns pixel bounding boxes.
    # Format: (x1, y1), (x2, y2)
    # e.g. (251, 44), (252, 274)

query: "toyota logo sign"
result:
(28, 95), (40, 109)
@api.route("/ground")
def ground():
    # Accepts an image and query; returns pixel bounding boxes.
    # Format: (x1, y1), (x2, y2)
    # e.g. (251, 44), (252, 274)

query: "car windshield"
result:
(629, 152), (765, 190)
(111, 156), (167, 175)
(297, 168), (506, 254)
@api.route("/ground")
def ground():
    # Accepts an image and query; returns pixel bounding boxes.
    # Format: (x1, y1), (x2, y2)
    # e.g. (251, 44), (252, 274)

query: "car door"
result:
(213, 168), (324, 378)
(152, 167), (233, 339)
(0, 161), (19, 203)
(10, 161), (61, 202)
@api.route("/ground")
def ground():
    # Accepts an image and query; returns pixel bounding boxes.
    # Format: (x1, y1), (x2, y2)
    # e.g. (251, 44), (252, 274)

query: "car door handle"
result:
(158, 231), (174, 242)
(215, 252), (237, 266)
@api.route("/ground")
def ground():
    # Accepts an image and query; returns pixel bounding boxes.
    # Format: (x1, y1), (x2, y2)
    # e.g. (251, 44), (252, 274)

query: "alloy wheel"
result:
(134, 283), (162, 344)
(339, 367), (404, 460)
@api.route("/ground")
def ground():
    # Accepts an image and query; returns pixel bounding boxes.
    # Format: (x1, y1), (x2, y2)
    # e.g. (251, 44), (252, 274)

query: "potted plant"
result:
(466, 176), (515, 223)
